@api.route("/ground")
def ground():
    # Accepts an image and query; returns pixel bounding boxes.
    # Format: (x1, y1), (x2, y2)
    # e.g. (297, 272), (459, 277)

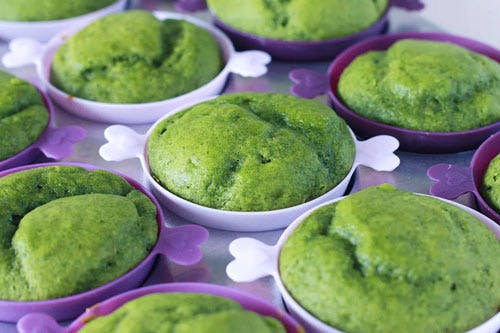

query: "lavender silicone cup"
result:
(0, 89), (86, 171)
(17, 283), (304, 333)
(0, 162), (208, 323)
(291, 32), (500, 153)
(428, 132), (500, 223)
(208, 0), (424, 61)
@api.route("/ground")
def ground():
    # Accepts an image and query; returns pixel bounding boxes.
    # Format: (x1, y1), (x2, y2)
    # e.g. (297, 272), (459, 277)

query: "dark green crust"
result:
(0, 71), (49, 161)
(338, 39), (500, 132)
(0, 0), (115, 21)
(81, 293), (285, 333)
(207, 0), (389, 41)
(0, 166), (158, 301)
(148, 93), (355, 211)
(482, 154), (500, 213)
(280, 184), (500, 332)
(51, 10), (222, 103)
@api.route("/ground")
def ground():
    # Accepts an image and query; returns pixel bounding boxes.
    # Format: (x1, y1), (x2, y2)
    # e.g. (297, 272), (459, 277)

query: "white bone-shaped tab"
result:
(2, 38), (45, 68)
(226, 238), (278, 282)
(355, 135), (400, 171)
(227, 51), (271, 78)
(99, 125), (147, 162)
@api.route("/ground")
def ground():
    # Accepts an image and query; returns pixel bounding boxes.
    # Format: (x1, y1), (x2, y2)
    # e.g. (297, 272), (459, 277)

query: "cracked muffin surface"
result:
(50, 10), (222, 103)
(0, 166), (158, 301)
(0, 70), (49, 161)
(207, 0), (389, 41)
(80, 293), (285, 333)
(0, 0), (115, 21)
(147, 93), (355, 212)
(338, 39), (500, 132)
(279, 184), (500, 332)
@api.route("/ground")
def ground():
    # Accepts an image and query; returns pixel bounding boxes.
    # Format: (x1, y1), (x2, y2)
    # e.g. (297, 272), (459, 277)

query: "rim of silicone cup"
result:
(0, 88), (52, 170)
(230, 191), (500, 333)
(0, 162), (205, 322)
(100, 95), (399, 231)
(327, 31), (500, 153)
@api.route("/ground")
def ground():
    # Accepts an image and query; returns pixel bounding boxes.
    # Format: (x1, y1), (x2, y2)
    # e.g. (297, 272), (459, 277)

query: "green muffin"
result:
(0, 71), (49, 161)
(80, 293), (285, 333)
(482, 153), (500, 213)
(0, 166), (158, 301)
(148, 93), (355, 211)
(0, 0), (115, 22)
(51, 10), (222, 104)
(338, 39), (500, 132)
(280, 184), (500, 332)
(207, 0), (389, 41)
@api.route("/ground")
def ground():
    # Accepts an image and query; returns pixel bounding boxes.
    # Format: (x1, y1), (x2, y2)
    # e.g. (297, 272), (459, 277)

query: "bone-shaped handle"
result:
(99, 125), (147, 162)
(289, 68), (330, 99)
(427, 164), (475, 200)
(155, 225), (209, 266)
(226, 238), (278, 282)
(227, 51), (272, 78)
(354, 135), (400, 171)
(17, 313), (66, 333)
(2, 38), (45, 68)
(37, 126), (87, 160)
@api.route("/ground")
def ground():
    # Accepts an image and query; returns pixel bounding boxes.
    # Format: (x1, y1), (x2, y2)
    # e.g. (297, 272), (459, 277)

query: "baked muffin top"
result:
(0, 0), (115, 22)
(207, 0), (389, 41)
(148, 93), (355, 211)
(51, 10), (222, 103)
(0, 70), (49, 161)
(80, 293), (285, 333)
(280, 184), (500, 332)
(0, 166), (157, 301)
(482, 153), (500, 213)
(338, 39), (500, 132)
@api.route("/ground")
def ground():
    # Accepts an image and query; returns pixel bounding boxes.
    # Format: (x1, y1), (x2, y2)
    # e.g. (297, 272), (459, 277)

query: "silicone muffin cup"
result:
(17, 283), (304, 333)
(98, 97), (400, 232)
(175, 0), (424, 61)
(0, 162), (208, 322)
(0, 88), (86, 171)
(428, 132), (500, 223)
(290, 32), (500, 153)
(1, 11), (271, 124)
(226, 193), (500, 333)
(0, 0), (127, 41)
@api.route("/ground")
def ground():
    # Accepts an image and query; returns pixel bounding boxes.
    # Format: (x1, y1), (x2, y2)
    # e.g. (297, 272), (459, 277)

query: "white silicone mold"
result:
(0, 0), (127, 41)
(226, 193), (500, 333)
(1, 11), (271, 124)
(98, 97), (400, 232)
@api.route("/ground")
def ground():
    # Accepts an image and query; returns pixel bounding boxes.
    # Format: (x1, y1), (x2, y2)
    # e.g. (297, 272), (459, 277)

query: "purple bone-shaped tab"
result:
(391, 0), (425, 11)
(174, 0), (207, 13)
(17, 313), (65, 333)
(38, 126), (87, 160)
(289, 69), (329, 99)
(158, 225), (209, 266)
(427, 163), (475, 199)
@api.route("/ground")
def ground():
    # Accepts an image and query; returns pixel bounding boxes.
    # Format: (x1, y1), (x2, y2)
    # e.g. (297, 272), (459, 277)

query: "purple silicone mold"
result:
(291, 32), (500, 153)
(209, 0), (423, 61)
(428, 132), (500, 223)
(17, 283), (303, 333)
(0, 162), (208, 322)
(0, 90), (86, 171)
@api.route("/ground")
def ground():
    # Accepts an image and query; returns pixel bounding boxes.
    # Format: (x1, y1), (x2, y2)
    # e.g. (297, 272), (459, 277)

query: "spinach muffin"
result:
(148, 93), (355, 211)
(207, 0), (389, 41)
(0, 166), (158, 301)
(0, 71), (49, 161)
(482, 153), (500, 213)
(0, 0), (115, 22)
(338, 39), (500, 132)
(280, 184), (500, 332)
(80, 293), (285, 333)
(51, 10), (222, 104)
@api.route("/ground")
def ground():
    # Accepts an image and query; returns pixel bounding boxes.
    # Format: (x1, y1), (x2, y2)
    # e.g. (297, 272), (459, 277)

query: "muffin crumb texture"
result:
(0, 166), (158, 301)
(0, 71), (49, 161)
(81, 293), (285, 333)
(280, 184), (500, 332)
(148, 93), (355, 211)
(482, 153), (500, 213)
(0, 0), (115, 21)
(51, 10), (222, 103)
(207, 0), (388, 40)
(338, 39), (500, 132)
